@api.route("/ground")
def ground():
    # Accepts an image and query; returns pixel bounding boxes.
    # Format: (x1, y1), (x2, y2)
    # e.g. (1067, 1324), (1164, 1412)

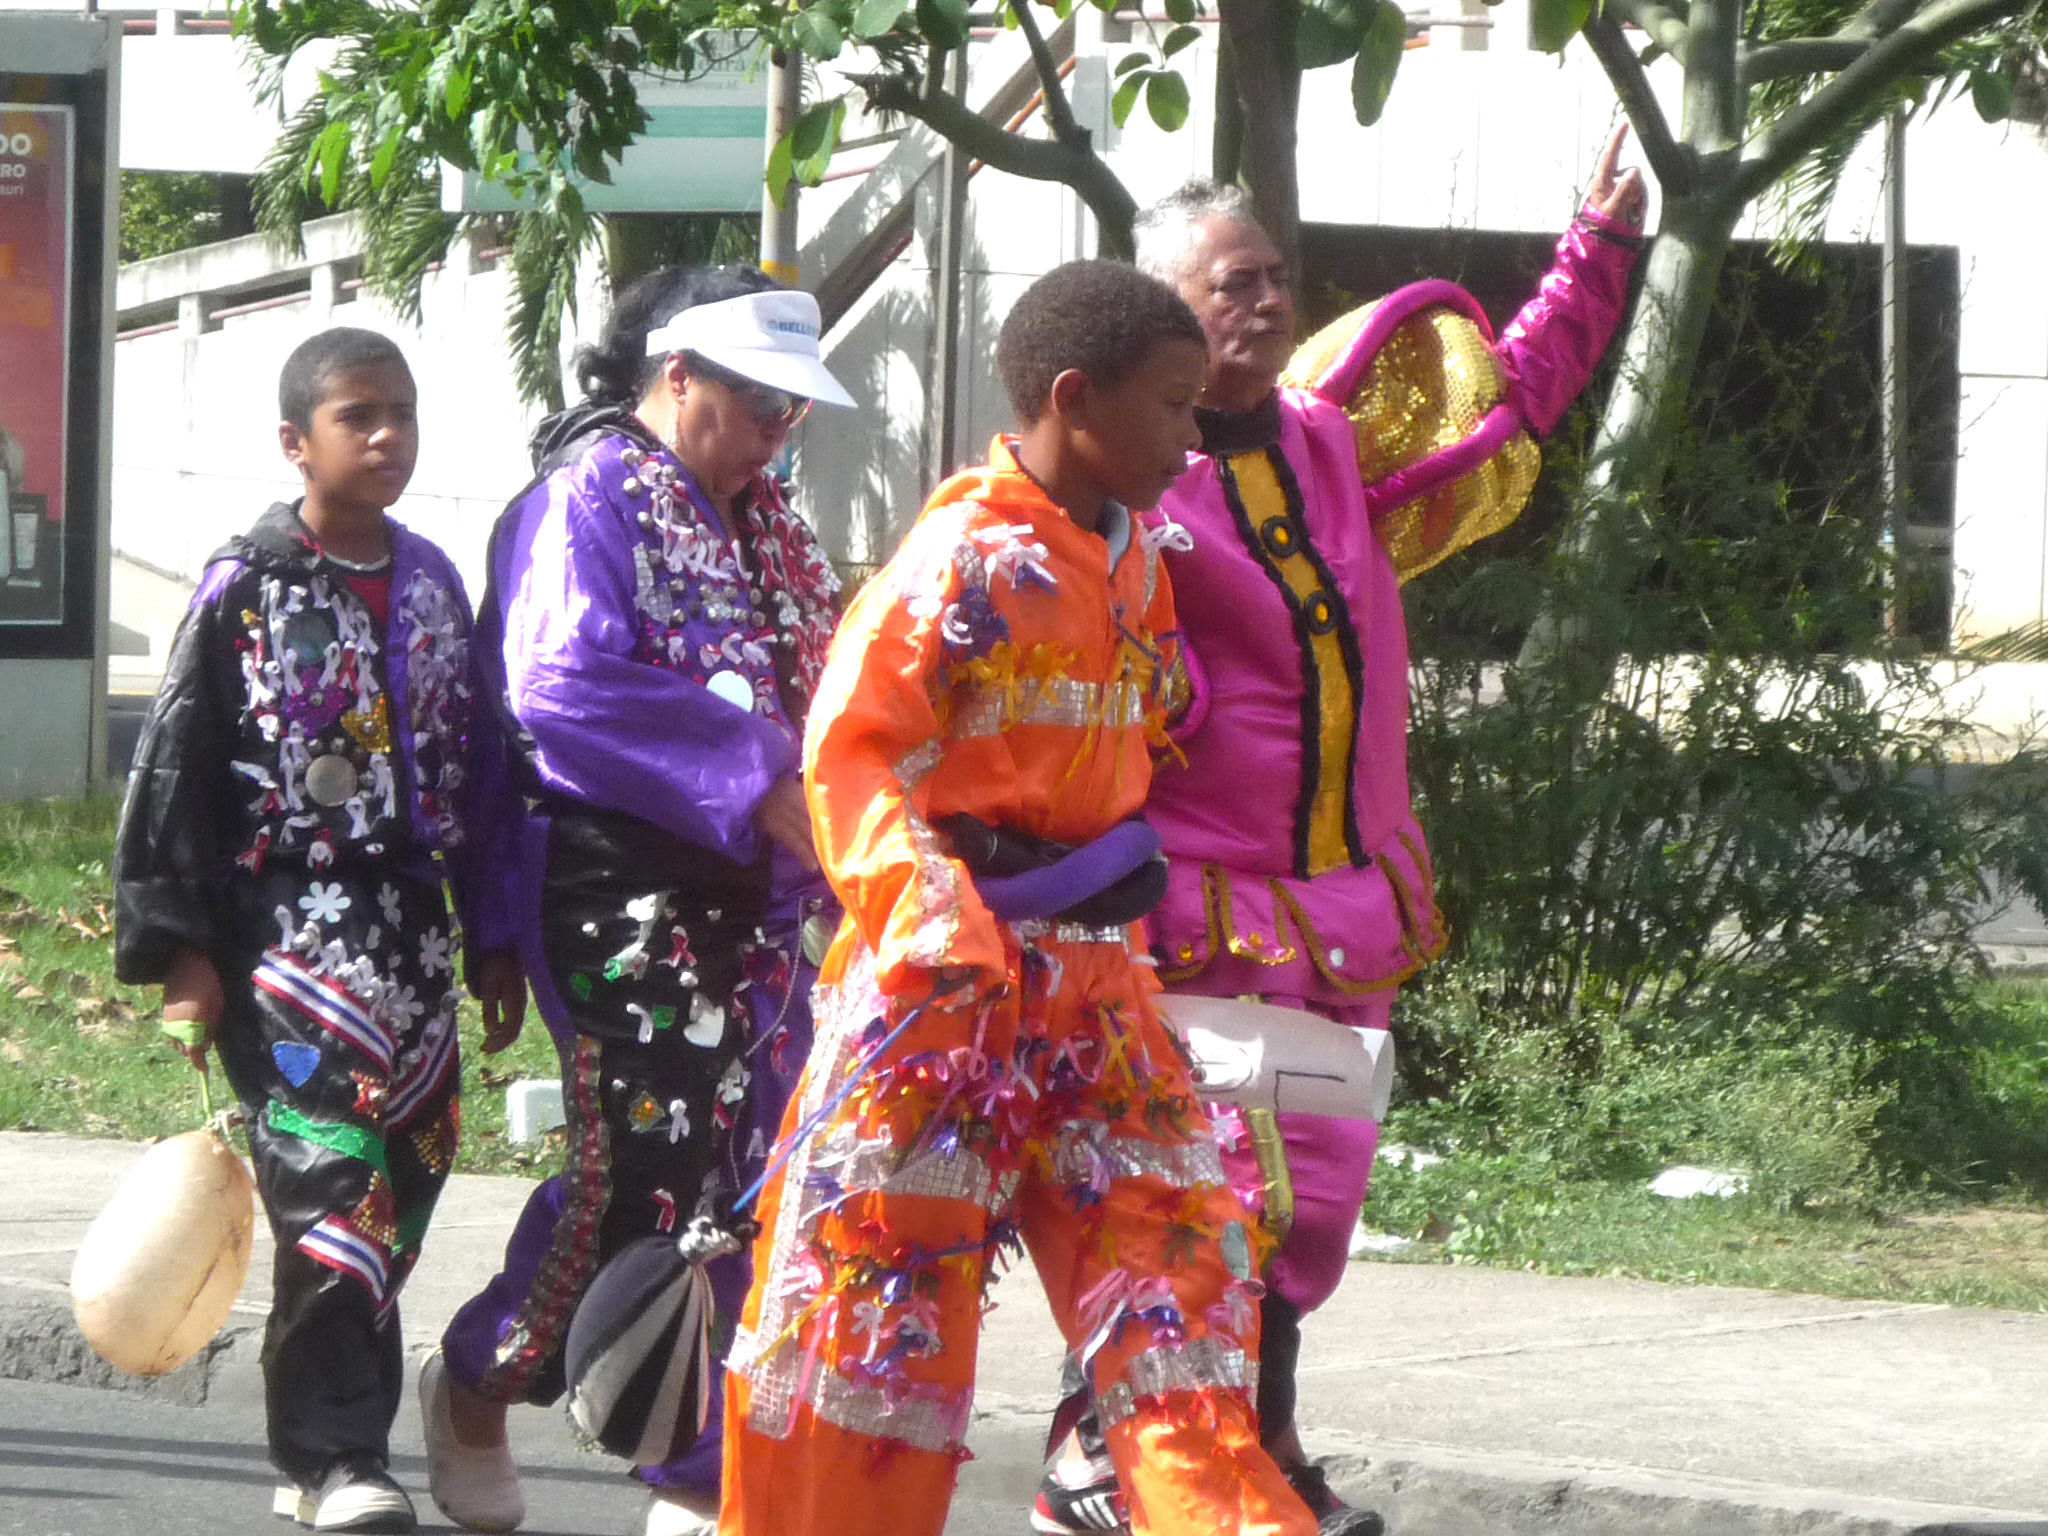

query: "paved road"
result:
(0, 1378), (1035, 1536)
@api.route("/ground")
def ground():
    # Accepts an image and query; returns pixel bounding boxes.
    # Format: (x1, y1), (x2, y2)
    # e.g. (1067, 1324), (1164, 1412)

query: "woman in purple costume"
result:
(419, 266), (855, 1536)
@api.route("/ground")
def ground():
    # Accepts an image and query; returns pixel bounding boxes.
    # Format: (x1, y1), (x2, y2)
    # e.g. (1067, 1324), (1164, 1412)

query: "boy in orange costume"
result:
(718, 262), (1319, 1536)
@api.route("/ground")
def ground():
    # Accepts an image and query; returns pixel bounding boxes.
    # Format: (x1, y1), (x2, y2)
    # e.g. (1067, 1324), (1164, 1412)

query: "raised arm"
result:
(1494, 124), (1647, 438)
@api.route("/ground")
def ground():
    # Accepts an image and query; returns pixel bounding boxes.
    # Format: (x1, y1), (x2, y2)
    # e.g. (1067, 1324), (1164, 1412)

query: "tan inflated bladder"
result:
(1158, 995), (1396, 1122)
(70, 1128), (256, 1376)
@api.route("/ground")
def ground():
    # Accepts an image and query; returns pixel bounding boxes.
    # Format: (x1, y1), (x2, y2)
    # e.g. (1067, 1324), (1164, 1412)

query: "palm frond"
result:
(507, 205), (596, 411)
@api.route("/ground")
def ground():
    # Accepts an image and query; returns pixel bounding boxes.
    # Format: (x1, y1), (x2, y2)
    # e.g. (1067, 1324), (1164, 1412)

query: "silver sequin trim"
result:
(1096, 1336), (1258, 1429)
(1049, 1123), (1227, 1190)
(895, 739), (943, 790)
(729, 955), (883, 1388)
(814, 1122), (1021, 1212)
(1007, 920), (1134, 947)
(738, 1326), (970, 1453)
(950, 677), (1147, 739)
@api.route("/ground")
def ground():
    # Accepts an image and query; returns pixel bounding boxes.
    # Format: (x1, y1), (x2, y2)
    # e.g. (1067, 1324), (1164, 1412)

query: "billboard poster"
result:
(0, 102), (73, 626)
(445, 42), (768, 215)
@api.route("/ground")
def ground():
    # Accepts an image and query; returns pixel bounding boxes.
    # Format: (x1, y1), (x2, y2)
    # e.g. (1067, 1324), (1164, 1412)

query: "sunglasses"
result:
(687, 356), (813, 430)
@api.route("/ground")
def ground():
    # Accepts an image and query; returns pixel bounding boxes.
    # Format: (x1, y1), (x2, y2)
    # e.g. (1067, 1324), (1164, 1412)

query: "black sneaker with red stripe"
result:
(1283, 1459), (1386, 1536)
(1029, 1458), (1129, 1535)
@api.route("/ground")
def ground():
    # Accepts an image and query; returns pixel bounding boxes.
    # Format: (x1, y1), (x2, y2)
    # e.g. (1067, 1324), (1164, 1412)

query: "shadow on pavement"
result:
(0, 1425), (627, 1489)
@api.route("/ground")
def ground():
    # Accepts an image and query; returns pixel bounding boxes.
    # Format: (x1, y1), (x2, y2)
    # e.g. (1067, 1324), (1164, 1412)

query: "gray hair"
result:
(1132, 180), (1262, 284)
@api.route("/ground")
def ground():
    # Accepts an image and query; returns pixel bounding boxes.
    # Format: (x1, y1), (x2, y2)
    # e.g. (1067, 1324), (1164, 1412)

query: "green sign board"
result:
(443, 43), (768, 215)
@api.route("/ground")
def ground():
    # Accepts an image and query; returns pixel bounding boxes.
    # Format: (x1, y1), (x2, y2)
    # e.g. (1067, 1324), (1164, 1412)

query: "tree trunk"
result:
(1213, 20), (1246, 185)
(1515, 0), (1743, 666)
(1217, 0), (1303, 282)
(1516, 194), (1736, 664)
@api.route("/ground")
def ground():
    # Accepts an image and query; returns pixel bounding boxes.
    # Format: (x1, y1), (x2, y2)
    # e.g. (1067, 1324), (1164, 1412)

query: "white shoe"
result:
(285, 1457), (416, 1533)
(640, 1488), (719, 1536)
(419, 1350), (526, 1533)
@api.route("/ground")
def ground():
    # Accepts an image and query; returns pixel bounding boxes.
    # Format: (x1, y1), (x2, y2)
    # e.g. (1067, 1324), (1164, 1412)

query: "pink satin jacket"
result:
(1146, 209), (1639, 1008)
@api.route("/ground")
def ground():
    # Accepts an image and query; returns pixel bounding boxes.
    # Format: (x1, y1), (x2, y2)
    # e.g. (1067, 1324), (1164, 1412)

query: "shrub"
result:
(1390, 259), (2048, 1196)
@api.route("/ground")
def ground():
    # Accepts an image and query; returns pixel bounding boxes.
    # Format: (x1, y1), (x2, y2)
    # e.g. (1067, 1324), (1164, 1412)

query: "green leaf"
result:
(1161, 22), (1201, 56)
(573, 133), (614, 185)
(1349, 0), (1406, 125)
(368, 125), (403, 189)
(917, 0), (972, 47)
(1295, 1), (1363, 70)
(853, 0), (910, 37)
(791, 8), (846, 58)
(1114, 48), (1151, 76)
(765, 126), (797, 206)
(1111, 69), (1147, 127)
(444, 59), (473, 119)
(794, 97), (846, 185)
(790, 96), (841, 163)
(1970, 69), (2013, 123)
(1163, 0), (1196, 22)
(1145, 68), (1190, 131)
(1529, 0), (1591, 53)
(315, 119), (349, 206)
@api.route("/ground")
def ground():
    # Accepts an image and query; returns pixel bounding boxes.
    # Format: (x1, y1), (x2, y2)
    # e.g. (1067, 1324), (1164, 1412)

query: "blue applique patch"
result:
(272, 1040), (321, 1087)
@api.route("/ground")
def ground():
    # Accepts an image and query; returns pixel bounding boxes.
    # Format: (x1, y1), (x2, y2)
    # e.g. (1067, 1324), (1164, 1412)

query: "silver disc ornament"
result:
(304, 753), (360, 807)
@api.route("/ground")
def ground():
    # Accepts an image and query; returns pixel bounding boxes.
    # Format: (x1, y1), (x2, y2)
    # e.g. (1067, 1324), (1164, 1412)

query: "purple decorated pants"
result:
(440, 815), (821, 1492)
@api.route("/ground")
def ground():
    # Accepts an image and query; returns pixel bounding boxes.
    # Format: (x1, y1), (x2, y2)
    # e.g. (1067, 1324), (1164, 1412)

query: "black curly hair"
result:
(278, 327), (411, 429)
(995, 259), (1206, 424)
(574, 263), (783, 406)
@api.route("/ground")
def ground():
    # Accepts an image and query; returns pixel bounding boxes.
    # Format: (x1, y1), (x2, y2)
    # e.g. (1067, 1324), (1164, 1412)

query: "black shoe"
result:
(1283, 1460), (1385, 1536)
(285, 1455), (417, 1534)
(1030, 1457), (1130, 1534)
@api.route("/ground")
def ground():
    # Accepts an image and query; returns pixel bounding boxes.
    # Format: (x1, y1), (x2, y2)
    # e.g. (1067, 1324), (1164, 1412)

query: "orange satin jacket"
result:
(802, 437), (1188, 1000)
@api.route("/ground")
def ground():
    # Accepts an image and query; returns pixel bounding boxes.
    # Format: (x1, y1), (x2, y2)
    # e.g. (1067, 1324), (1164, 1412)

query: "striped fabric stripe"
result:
(254, 951), (394, 1073)
(298, 1215), (391, 1305)
(386, 1018), (456, 1129)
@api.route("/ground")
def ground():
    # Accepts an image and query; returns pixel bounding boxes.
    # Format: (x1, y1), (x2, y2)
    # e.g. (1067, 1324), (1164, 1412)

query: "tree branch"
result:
(1007, 0), (1086, 148)
(1584, 13), (1695, 194)
(857, 69), (1138, 250)
(1739, 36), (1872, 82)
(1839, 0), (1930, 41)
(1608, 0), (1694, 65)
(1733, 0), (2028, 202)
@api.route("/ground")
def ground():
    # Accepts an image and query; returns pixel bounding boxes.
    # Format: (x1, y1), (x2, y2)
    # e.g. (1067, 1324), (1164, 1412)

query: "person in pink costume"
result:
(1030, 131), (1645, 1536)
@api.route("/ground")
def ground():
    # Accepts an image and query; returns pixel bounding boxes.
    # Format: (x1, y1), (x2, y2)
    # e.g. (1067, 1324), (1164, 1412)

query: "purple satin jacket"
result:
(1147, 210), (1638, 1007)
(493, 425), (839, 919)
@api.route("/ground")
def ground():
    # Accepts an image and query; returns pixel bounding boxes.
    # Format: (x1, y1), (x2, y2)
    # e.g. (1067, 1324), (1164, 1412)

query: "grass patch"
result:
(1361, 1160), (2048, 1311)
(15, 795), (2048, 1301)
(0, 797), (558, 1178)
(1355, 969), (2048, 1311)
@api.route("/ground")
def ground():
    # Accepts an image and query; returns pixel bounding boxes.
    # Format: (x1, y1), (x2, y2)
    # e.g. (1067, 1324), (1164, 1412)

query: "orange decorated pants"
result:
(717, 928), (1318, 1536)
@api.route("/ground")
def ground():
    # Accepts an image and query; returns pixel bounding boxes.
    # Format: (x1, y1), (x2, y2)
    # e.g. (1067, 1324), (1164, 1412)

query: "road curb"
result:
(935, 1393), (2048, 1536)
(7, 1291), (2044, 1536)
(1314, 1440), (2048, 1536)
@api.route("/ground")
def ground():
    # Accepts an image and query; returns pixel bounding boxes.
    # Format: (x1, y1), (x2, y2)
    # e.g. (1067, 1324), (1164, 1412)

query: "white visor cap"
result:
(643, 288), (855, 409)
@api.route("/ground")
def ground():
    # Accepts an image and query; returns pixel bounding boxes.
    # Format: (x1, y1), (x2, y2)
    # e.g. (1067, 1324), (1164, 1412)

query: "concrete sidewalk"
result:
(4, 1131), (2044, 1536)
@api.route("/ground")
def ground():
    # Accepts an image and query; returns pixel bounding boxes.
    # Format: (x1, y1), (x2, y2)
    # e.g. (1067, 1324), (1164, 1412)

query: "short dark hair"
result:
(278, 327), (411, 429)
(574, 264), (783, 406)
(996, 260), (1205, 424)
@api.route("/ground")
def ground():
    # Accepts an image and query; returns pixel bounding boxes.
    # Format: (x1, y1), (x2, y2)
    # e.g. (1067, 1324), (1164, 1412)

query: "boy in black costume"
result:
(115, 328), (524, 1534)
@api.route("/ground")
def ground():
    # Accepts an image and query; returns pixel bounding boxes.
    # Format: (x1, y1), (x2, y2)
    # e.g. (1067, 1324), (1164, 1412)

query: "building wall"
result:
(103, 9), (2048, 653)
(112, 227), (582, 599)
